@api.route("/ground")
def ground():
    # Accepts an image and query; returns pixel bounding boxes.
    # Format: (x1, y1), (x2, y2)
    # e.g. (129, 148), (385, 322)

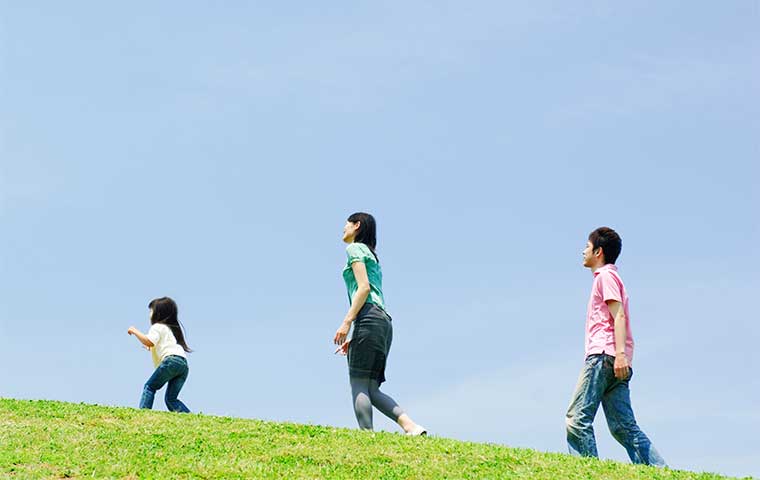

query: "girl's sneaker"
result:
(406, 425), (427, 436)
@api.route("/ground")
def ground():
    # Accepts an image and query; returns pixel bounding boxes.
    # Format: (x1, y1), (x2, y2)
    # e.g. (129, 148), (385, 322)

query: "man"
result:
(565, 227), (666, 466)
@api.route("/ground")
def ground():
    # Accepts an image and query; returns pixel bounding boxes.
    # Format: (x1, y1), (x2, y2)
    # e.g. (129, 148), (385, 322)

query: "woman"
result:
(334, 212), (426, 435)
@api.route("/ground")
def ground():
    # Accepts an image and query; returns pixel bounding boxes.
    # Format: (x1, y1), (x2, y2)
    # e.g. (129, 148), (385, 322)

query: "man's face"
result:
(582, 241), (599, 268)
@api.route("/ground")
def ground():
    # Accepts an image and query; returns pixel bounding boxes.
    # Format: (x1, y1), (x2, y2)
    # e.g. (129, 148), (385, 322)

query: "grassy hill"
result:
(0, 398), (745, 479)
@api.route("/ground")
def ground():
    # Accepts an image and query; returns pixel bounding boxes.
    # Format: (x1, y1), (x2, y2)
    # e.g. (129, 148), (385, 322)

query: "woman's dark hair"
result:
(588, 227), (622, 265)
(148, 297), (192, 352)
(347, 212), (379, 262)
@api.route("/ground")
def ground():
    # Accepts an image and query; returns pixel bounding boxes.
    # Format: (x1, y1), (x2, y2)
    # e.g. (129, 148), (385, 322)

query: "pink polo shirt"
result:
(585, 264), (634, 362)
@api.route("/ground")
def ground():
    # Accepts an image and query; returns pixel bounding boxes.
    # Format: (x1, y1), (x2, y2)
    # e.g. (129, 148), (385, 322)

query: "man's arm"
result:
(606, 300), (630, 380)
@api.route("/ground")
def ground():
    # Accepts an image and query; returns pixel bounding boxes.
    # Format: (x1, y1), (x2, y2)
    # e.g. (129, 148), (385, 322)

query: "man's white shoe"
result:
(406, 425), (427, 436)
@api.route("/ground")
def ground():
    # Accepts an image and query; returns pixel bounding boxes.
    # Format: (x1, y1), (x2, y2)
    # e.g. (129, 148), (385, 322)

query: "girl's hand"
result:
(127, 326), (138, 336)
(333, 320), (351, 345)
(334, 340), (351, 356)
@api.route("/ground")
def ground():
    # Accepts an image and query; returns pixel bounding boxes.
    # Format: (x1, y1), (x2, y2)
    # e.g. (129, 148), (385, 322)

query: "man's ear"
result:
(594, 247), (604, 260)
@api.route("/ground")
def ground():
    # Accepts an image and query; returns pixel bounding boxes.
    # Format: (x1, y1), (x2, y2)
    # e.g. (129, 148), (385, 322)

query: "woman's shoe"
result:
(406, 425), (427, 436)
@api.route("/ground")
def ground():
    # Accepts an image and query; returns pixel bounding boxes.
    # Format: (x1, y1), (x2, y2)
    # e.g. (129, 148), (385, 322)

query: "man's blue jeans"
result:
(139, 355), (190, 413)
(565, 353), (666, 466)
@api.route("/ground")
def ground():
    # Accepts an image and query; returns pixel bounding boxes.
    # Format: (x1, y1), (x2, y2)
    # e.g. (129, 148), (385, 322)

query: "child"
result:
(128, 297), (192, 413)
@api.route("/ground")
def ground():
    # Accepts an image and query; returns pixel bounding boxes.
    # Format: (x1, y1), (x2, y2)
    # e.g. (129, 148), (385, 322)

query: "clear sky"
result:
(1, 2), (758, 477)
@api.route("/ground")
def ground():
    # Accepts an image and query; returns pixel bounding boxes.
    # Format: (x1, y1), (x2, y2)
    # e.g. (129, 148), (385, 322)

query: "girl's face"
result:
(148, 307), (154, 323)
(342, 221), (360, 243)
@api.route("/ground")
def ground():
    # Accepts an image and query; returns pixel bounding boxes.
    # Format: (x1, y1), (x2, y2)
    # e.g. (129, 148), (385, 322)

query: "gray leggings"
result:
(350, 376), (405, 430)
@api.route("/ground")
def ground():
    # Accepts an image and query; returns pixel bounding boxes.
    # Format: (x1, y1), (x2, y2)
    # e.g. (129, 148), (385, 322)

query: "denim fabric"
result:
(139, 355), (190, 413)
(565, 354), (666, 467)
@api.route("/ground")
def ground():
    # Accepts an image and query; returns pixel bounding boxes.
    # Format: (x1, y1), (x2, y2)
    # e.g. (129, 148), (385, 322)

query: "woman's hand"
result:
(127, 326), (138, 336)
(334, 340), (351, 356)
(333, 319), (351, 345)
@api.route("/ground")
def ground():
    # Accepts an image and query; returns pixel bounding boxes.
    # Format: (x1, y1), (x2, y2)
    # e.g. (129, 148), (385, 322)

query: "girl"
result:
(128, 296), (191, 413)
(334, 212), (426, 435)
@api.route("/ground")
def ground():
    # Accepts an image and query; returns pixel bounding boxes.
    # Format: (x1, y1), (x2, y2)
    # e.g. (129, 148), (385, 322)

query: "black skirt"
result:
(347, 303), (393, 384)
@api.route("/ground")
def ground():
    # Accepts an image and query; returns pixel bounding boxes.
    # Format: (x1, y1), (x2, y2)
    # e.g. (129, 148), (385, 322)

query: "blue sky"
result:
(1, 2), (758, 477)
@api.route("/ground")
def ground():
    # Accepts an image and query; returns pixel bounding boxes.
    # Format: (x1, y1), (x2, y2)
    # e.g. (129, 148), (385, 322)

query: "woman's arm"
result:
(128, 326), (155, 348)
(333, 261), (371, 345)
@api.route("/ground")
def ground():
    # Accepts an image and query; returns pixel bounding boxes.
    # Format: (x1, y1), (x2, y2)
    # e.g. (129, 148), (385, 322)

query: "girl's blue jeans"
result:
(139, 355), (190, 413)
(565, 353), (666, 466)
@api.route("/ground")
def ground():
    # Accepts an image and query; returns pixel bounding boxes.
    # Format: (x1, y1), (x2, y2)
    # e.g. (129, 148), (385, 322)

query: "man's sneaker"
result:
(406, 425), (427, 436)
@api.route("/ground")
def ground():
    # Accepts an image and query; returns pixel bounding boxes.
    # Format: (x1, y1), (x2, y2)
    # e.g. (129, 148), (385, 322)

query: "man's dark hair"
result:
(588, 227), (622, 265)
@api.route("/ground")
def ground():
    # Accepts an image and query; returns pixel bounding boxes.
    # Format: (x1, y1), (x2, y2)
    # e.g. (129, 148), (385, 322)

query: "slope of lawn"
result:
(0, 399), (746, 479)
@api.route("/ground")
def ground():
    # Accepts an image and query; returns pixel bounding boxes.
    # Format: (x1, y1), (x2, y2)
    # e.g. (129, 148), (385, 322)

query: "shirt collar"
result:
(593, 263), (618, 276)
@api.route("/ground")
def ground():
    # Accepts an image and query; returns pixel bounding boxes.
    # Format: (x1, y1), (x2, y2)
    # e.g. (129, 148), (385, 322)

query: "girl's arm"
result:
(333, 261), (371, 345)
(127, 326), (155, 348)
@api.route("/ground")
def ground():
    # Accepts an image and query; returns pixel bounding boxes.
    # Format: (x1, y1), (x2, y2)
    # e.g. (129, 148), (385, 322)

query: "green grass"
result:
(0, 398), (746, 479)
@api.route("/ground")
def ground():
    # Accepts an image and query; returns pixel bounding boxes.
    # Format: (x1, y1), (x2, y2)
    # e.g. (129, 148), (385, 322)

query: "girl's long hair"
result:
(148, 297), (192, 352)
(348, 212), (379, 262)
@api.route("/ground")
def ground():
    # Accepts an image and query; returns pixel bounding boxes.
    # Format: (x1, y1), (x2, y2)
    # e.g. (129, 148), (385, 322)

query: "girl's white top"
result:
(146, 323), (187, 367)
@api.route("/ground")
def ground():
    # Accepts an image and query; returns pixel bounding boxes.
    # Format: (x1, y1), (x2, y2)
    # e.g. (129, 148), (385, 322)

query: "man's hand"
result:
(614, 353), (630, 380)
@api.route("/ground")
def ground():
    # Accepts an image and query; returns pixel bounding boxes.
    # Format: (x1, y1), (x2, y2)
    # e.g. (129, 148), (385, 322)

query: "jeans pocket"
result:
(585, 353), (604, 367)
(603, 354), (615, 368)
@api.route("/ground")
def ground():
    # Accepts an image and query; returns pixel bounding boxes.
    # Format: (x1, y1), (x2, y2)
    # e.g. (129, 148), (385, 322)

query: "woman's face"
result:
(342, 221), (360, 243)
(148, 307), (154, 322)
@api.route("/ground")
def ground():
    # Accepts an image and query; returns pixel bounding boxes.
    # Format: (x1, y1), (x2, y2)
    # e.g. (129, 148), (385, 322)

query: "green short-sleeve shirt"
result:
(343, 242), (385, 310)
